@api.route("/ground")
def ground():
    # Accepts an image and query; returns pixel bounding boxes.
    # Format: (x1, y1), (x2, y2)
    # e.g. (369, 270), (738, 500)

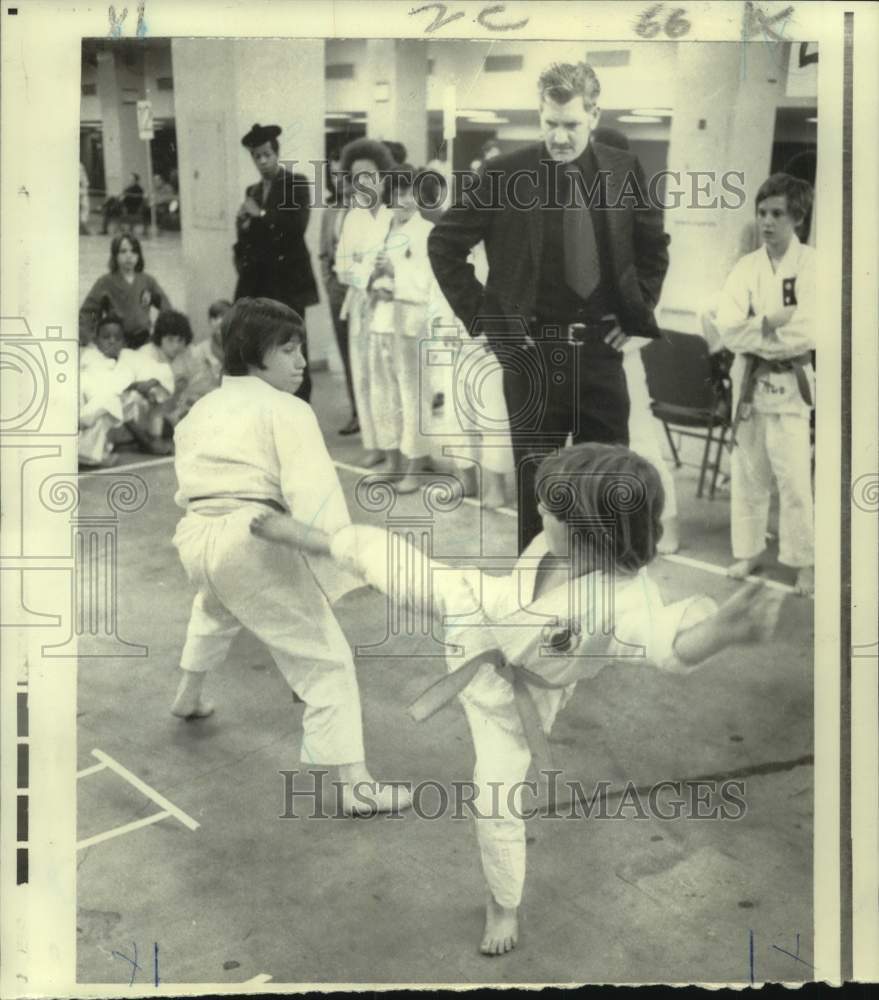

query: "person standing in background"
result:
(234, 123), (319, 402)
(319, 172), (358, 435)
(429, 62), (670, 552)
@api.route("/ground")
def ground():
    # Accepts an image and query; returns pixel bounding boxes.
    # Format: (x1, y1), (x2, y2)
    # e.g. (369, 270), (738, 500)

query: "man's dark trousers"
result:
(500, 323), (630, 552)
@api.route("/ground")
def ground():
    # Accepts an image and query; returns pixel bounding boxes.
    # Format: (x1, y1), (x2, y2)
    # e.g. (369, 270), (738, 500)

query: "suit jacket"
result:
(427, 141), (670, 340)
(234, 167), (319, 309)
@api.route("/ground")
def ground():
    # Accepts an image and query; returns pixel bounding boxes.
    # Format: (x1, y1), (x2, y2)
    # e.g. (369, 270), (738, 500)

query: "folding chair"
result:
(641, 331), (733, 500)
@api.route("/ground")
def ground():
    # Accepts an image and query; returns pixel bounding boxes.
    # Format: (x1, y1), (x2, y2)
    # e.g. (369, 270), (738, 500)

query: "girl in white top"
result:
(334, 139), (395, 468)
(716, 174), (816, 597)
(251, 442), (783, 955)
(171, 297), (410, 816)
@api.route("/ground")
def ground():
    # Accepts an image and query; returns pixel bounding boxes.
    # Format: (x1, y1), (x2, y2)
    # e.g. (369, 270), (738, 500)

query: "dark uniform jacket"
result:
(234, 167), (319, 309)
(427, 140), (670, 341)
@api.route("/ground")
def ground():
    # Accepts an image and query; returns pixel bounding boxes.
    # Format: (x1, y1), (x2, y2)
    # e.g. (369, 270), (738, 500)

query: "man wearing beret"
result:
(234, 123), (319, 401)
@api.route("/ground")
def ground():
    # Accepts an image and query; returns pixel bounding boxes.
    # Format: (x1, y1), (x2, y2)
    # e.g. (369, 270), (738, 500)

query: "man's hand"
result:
(604, 325), (630, 351)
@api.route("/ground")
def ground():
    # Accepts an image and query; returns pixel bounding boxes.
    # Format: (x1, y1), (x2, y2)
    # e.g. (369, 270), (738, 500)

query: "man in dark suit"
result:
(235, 123), (319, 401)
(428, 63), (670, 551)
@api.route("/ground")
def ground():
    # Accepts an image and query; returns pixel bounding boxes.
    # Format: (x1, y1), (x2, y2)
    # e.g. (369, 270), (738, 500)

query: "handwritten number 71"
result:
(410, 3), (529, 33)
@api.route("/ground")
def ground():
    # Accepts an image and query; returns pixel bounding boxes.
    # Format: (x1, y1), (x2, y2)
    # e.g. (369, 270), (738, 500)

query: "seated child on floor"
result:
(250, 442), (785, 956)
(170, 297), (410, 817)
(171, 299), (232, 419)
(79, 308), (174, 466)
(138, 310), (194, 431)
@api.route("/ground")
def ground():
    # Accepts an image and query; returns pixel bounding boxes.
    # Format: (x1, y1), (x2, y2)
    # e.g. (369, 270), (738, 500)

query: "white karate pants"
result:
(459, 670), (570, 909)
(174, 503), (366, 765)
(730, 410), (814, 567)
(369, 318), (430, 458)
(432, 333), (514, 477)
(346, 289), (378, 452)
(623, 348), (678, 520)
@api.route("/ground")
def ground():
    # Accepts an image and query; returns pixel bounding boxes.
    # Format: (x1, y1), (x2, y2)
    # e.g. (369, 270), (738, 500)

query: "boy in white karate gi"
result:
(251, 442), (784, 955)
(716, 173), (815, 596)
(171, 297), (409, 815)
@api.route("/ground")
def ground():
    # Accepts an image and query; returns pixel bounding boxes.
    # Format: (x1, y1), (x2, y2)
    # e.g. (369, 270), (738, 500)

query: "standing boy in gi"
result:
(716, 173), (816, 596)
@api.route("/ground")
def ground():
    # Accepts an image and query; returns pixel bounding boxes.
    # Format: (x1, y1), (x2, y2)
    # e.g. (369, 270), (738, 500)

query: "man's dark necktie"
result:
(562, 161), (600, 301)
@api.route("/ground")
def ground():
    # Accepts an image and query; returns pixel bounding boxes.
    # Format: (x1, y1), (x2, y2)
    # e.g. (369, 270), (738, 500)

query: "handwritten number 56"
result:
(635, 4), (691, 39)
(410, 3), (530, 33)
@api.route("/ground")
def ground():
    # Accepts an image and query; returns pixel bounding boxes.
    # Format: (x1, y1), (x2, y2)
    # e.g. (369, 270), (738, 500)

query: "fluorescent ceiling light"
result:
(630, 108), (672, 117)
(805, 116), (817, 123)
(616, 115), (662, 124)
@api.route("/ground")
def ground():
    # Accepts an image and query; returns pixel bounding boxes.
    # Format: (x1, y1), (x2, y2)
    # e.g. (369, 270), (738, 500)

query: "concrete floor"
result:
(76, 236), (813, 986)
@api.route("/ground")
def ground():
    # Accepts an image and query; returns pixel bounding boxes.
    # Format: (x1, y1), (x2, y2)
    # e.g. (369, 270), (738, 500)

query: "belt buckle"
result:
(567, 323), (587, 346)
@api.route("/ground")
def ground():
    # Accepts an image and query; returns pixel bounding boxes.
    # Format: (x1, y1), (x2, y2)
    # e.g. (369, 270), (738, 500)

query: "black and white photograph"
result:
(1, 0), (877, 992)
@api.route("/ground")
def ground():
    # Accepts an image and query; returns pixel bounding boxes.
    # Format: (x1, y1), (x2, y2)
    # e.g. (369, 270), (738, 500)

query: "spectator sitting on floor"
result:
(79, 308), (174, 466)
(171, 299), (232, 420)
(140, 310), (194, 430)
(80, 233), (172, 349)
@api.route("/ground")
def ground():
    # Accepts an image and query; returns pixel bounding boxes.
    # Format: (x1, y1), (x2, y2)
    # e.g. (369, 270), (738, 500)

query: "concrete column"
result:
(658, 42), (788, 333)
(365, 39), (428, 166)
(95, 49), (150, 198)
(172, 38), (334, 366)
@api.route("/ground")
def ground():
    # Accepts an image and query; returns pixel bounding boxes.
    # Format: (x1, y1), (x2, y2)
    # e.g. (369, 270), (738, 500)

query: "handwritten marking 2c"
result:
(410, 3), (529, 33)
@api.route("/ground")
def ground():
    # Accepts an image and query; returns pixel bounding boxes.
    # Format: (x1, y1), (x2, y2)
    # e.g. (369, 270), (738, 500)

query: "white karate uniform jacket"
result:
(329, 523), (717, 907)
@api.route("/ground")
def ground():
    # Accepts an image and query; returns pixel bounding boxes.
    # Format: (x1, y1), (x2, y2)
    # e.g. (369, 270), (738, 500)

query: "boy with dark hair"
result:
(170, 297), (409, 816)
(717, 172), (816, 596)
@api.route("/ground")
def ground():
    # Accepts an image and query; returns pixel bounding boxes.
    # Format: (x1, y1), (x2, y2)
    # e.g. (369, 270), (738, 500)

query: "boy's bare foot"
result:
(727, 552), (765, 580)
(657, 516), (680, 554)
(360, 449), (385, 469)
(481, 896), (519, 956)
(337, 762), (413, 816)
(171, 697), (215, 720)
(720, 581), (786, 644)
(171, 671), (215, 720)
(794, 565), (814, 597)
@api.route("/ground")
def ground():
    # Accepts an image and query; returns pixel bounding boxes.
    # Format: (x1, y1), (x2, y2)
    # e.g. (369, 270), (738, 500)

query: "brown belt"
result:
(728, 351), (813, 450)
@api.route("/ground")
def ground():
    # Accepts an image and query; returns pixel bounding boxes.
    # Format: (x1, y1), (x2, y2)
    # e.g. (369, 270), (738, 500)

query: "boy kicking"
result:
(251, 442), (784, 955)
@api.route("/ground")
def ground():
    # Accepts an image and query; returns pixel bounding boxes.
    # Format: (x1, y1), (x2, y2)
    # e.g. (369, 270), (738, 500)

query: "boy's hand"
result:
(249, 511), (331, 555)
(764, 305), (796, 332)
(717, 581), (785, 644)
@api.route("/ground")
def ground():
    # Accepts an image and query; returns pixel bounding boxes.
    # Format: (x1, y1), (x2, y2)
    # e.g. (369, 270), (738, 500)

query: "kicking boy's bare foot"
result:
(360, 449), (385, 469)
(794, 565), (814, 598)
(727, 552), (765, 580)
(337, 763), (412, 816)
(481, 895), (519, 956)
(657, 516), (680, 554)
(481, 472), (506, 510)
